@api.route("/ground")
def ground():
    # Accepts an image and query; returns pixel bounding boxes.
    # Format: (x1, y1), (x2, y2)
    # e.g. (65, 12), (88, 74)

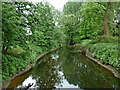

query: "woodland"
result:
(1, 1), (120, 82)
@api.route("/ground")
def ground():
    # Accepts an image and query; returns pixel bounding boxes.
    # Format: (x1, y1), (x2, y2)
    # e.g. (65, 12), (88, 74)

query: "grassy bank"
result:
(80, 37), (120, 72)
(2, 44), (58, 82)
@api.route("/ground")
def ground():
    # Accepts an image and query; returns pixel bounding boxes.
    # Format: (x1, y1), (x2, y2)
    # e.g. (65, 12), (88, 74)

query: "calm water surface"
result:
(7, 47), (119, 89)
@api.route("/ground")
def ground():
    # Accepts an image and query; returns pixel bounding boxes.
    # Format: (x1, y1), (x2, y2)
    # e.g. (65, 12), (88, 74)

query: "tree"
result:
(59, 2), (82, 44)
(2, 2), (28, 53)
(79, 2), (105, 39)
(27, 2), (57, 49)
(59, 14), (80, 44)
(63, 2), (82, 15)
(103, 2), (110, 36)
(2, 1), (61, 54)
(104, 2), (120, 37)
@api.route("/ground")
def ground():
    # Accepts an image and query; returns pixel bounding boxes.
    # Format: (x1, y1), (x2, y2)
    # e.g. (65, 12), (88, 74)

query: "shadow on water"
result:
(7, 47), (119, 89)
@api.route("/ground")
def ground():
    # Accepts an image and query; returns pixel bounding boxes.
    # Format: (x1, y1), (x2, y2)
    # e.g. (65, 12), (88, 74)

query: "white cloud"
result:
(47, 0), (68, 11)
(27, 0), (68, 11)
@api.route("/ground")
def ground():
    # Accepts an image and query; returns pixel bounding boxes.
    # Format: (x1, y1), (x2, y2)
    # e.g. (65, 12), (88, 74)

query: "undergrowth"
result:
(80, 37), (119, 72)
(2, 44), (45, 82)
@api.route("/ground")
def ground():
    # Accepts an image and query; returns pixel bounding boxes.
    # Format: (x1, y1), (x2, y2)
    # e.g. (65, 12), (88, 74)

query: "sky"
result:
(27, 0), (68, 11)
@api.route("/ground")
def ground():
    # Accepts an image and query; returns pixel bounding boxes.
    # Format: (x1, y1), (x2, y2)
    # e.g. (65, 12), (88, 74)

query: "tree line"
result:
(2, 1), (65, 54)
(59, 2), (120, 44)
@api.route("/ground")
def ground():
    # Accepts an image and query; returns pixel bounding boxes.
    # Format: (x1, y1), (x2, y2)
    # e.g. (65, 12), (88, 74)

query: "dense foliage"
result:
(2, 2), (27, 53)
(60, 1), (120, 73)
(87, 43), (119, 71)
(2, 1), (64, 82)
(61, 2), (119, 42)
(79, 2), (105, 39)
(80, 38), (119, 72)
(1, 1), (120, 83)
(58, 2), (82, 44)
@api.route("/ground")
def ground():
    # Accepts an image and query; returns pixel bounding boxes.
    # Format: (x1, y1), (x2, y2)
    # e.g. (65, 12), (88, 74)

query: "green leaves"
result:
(2, 1), (64, 82)
(2, 1), (62, 52)
(58, 2), (83, 44)
(63, 2), (82, 15)
(80, 2), (105, 39)
(87, 43), (119, 70)
(2, 2), (28, 52)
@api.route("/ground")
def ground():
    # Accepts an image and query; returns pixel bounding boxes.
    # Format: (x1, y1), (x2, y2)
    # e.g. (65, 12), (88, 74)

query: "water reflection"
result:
(62, 52), (118, 88)
(8, 47), (119, 89)
(17, 75), (37, 89)
(55, 71), (79, 88)
(51, 54), (59, 60)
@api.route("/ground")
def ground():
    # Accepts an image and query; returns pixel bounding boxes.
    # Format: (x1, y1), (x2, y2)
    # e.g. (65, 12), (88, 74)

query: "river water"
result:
(7, 47), (119, 89)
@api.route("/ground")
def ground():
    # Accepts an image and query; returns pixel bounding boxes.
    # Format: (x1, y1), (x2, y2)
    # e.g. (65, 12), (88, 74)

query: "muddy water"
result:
(7, 47), (119, 89)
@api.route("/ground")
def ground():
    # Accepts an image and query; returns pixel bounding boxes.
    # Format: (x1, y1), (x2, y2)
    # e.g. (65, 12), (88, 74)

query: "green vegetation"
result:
(87, 43), (118, 66)
(61, 2), (120, 72)
(80, 38), (119, 72)
(1, 1), (120, 83)
(1, 1), (65, 82)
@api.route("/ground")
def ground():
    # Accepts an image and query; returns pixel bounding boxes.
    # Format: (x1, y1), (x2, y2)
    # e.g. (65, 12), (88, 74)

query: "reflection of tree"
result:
(32, 51), (62, 88)
(11, 47), (118, 88)
(62, 48), (118, 88)
(7, 69), (32, 88)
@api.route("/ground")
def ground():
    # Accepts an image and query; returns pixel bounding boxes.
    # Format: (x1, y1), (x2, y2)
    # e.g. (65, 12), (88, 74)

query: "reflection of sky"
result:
(14, 52), (118, 89)
(55, 71), (79, 88)
(17, 75), (38, 88)
(17, 71), (80, 89)
(17, 54), (81, 89)
(27, 0), (68, 12)
(51, 54), (59, 60)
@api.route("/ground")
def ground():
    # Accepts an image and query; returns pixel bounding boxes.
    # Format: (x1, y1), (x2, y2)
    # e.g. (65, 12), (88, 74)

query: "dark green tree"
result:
(59, 2), (82, 44)
(2, 2), (28, 54)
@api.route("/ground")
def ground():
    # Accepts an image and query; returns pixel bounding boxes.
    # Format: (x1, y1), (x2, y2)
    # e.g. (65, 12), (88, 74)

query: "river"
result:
(7, 47), (119, 89)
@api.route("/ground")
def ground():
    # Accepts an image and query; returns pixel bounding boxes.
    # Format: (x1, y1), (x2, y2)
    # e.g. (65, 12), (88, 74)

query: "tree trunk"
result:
(104, 2), (110, 36)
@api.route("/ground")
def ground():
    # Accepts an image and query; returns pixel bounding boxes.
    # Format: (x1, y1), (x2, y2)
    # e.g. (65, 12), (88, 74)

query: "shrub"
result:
(86, 43), (119, 72)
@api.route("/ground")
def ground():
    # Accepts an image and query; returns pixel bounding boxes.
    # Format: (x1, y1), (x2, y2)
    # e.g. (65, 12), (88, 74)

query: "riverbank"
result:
(4, 46), (119, 88)
(2, 42), (120, 89)
(73, 40), (120, 79)
(86, 53), (120, 79)
(1, 47), (61, 89)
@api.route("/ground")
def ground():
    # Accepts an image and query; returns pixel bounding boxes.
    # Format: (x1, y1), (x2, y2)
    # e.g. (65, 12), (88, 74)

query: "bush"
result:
(2, 45), (42, 82)
(86, 43), (119, 72)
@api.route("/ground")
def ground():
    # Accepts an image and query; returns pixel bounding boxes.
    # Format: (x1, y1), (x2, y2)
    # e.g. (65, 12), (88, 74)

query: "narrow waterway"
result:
(7, 47), (119, 89)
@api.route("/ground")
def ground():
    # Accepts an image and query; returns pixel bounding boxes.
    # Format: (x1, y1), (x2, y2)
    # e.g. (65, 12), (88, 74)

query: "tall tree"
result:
(102, 2), (120, 36)
(104, 2), (110, 36)
(60, 2), (82, 44)
(2, 2), (28, 53)
(63, 2), (82, 15)
(2, 1), (61, 54)
(79, 2), (119, 39)
(80, 2), (105, 39)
